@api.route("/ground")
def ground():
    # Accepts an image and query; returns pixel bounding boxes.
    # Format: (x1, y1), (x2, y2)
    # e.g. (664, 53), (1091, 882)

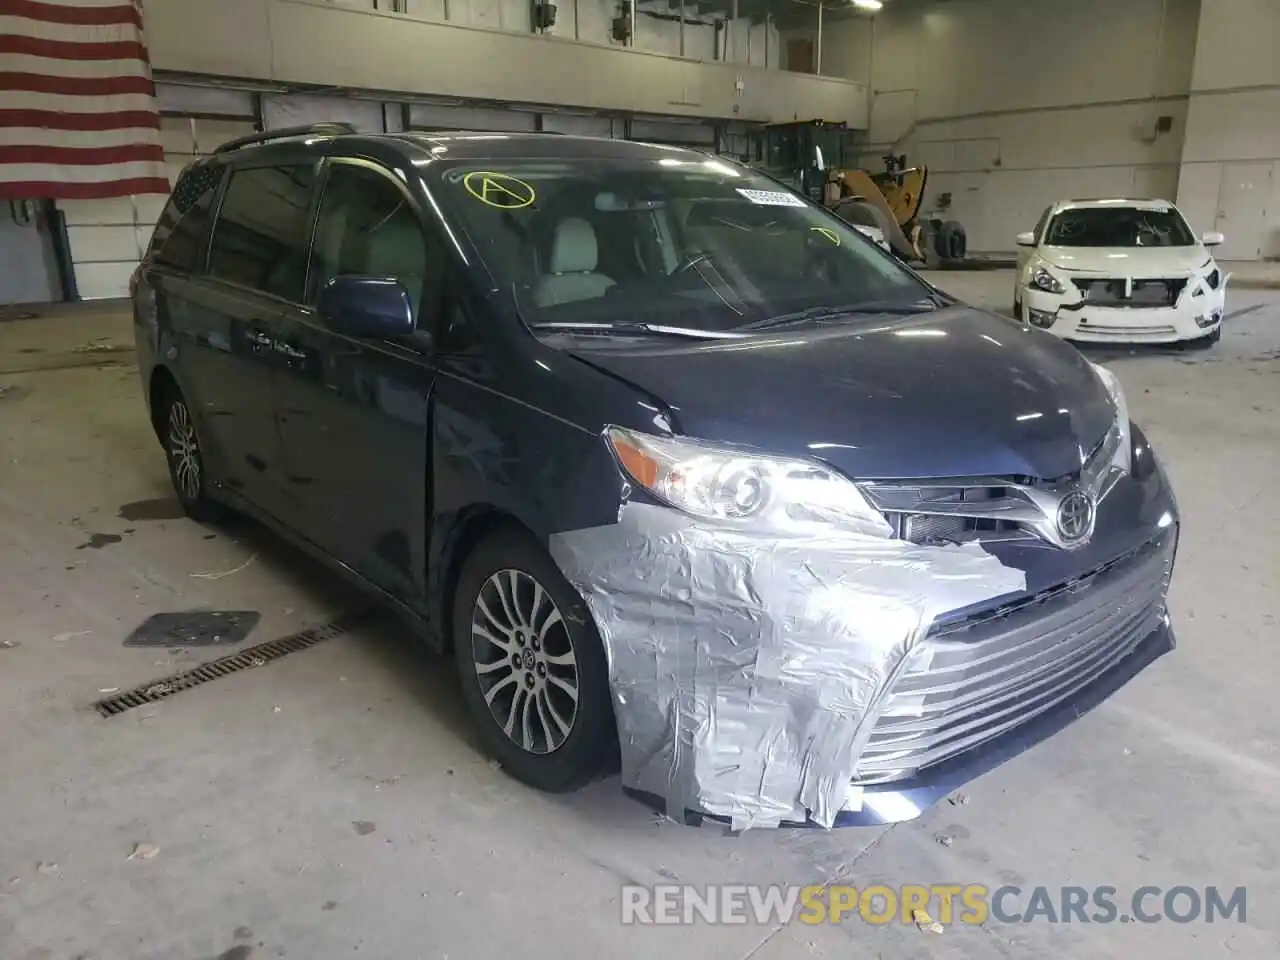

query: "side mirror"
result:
(1015, 231), (1036, 247)
(1201, 231), (1225, 247)
(317, 276), (414, 339)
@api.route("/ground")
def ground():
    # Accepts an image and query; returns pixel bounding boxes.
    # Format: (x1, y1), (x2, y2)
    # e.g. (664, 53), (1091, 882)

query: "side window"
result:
(310, 162), (439, 322)
(150, 163), (226, 271)
(207, 164), (316, 301)
(1033, 206), (1052, 243)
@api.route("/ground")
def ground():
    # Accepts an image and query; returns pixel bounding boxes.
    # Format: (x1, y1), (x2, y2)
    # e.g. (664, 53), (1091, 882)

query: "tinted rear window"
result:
(207, 164), (317, 300)
(149, 163), (225, 271)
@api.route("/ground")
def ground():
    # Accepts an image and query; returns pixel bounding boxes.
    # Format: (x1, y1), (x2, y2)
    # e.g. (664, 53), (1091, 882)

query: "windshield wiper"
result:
(738, 295), (945, 331)
(530, 321), (749, 340)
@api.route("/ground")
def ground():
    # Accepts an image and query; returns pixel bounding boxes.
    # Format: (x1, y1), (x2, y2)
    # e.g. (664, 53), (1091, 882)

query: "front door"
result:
(274, 159), (442, 605)
(1215, 162), (1272, 260)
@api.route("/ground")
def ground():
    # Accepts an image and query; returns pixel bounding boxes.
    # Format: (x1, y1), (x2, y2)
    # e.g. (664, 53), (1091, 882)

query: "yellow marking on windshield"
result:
(463, 171), (537, 209)
(810, 227), (840, 246)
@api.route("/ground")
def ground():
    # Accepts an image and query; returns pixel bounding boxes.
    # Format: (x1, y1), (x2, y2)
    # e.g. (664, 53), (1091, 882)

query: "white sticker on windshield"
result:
(735, 187), (806, 207)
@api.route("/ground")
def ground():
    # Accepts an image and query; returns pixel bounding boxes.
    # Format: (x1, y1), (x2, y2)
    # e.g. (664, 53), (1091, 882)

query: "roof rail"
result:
(214, 122), (358, 155)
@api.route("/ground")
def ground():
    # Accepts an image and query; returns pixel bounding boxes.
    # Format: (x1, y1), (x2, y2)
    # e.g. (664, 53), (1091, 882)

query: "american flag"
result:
(0, 0), (168, 200)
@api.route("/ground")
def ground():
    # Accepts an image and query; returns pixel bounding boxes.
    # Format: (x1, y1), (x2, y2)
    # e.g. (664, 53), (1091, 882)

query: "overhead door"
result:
(629, 117), (716, 149)
(261, 94), (385, 133)
(540, 115), (616, 138)
(408, 103), (538, 133)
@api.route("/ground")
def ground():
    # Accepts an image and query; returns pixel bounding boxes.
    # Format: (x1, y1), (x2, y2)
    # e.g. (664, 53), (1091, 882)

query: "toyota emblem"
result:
(1056, 490), (1095, 544)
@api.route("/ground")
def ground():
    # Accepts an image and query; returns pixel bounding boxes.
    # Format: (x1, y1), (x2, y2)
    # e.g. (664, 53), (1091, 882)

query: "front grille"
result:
(852, 531), (1174, 785)
(1071, 277), (1186, 308)
(882, 484), (1035, 545)
(862, 425), (1121, 550)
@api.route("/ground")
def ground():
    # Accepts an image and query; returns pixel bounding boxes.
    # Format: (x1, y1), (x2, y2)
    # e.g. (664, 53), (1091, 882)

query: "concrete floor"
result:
(0, 275), (1276, 960)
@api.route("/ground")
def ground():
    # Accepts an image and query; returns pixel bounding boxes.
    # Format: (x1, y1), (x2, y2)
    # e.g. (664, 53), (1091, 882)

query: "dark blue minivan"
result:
(133, 125), (1178, 829)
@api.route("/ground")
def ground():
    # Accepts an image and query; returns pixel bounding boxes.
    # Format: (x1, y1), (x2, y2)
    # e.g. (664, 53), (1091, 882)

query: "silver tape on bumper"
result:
(549, 502), (1025, 830)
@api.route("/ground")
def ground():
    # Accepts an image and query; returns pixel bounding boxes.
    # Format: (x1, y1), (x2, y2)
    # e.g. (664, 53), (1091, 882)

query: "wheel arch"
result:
(429, 505), (542, 655)
(148, 364), (180, 441)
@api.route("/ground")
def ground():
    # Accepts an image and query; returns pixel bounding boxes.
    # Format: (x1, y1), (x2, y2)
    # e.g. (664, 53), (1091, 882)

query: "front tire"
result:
(159, 385), (223, 523)
(453, 530), (615, 792)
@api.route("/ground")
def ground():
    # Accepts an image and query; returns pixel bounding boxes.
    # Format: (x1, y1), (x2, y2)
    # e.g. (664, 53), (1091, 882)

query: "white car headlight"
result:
(1030, 264), (1066, 295)
(1090, 362), (1132, 476)
(1193, 260), (1222, 297)
(605, 426), (892, 539)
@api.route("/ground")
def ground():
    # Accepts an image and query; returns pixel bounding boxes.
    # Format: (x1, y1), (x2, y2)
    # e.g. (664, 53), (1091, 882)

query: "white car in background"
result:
(1014, 198), (1226, 346)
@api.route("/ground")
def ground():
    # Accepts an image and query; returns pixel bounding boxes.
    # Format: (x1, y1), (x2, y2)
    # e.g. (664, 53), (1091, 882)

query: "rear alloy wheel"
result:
(454, 531), (614, 792)
(161, 388), (222, 523)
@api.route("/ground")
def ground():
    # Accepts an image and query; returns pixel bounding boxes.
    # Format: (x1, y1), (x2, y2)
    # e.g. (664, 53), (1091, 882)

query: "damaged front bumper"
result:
(1022, 279), (1227, 343)
(634, 612), (1175, 829)
(551, 488), (1177, 830)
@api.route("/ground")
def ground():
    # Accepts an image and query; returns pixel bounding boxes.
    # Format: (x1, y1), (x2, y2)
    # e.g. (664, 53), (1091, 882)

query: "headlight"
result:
(1089, 362), (1132, 476)
(605, 427), (892, 539)
(1030, 264), (1065, 294)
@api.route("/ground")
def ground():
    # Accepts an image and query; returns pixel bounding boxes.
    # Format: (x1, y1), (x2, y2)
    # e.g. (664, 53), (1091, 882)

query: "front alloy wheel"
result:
(471, 569), (579, 755)
(453, 530), (614, 792)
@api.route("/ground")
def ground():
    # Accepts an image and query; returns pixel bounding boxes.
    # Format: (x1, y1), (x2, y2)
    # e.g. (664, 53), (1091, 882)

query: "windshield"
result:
(1045, 207), (1195, 248)
(434, 156), (931, 333)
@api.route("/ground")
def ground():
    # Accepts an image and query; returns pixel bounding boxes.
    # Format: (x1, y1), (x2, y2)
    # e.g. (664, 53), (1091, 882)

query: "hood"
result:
(564, 306), (1116, 481)
(1041, 244), (1211, 277)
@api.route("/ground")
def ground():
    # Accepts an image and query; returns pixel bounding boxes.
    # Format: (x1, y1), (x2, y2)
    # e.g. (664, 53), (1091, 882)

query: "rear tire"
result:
(453, 529), (615, 793)
(159, 385), (224, 523)
(937, 220), (967, 260)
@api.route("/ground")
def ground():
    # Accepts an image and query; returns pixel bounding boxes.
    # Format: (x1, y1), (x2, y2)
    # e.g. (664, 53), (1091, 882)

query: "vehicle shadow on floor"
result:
(206, 511), (482, 750)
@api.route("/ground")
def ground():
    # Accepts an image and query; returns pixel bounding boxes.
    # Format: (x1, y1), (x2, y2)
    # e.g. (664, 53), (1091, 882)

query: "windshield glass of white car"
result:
(1045, 207), (1196, 248)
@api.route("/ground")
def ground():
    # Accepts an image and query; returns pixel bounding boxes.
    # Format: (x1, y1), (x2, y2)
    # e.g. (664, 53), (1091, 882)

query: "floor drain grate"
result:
(94, 609), (374, 718)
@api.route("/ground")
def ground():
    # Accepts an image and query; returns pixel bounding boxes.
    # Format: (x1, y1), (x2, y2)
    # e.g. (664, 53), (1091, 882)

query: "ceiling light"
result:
(852, 0), (884, 11)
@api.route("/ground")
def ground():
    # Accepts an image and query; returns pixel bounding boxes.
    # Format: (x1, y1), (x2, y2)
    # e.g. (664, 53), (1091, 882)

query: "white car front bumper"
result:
(1020, 278), (1226, 344)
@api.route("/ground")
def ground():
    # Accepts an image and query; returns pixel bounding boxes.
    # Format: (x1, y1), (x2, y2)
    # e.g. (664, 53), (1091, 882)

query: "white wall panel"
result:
(1177, 0), (1280, 258)
(795, 0), (1203, 253)
(1130, 165), (1181, 204)
(67, 225), (141, 265)
(70, 262), (138, 302)
(1175, 163), (1222, 242)
(1189, 0), (1280, 91)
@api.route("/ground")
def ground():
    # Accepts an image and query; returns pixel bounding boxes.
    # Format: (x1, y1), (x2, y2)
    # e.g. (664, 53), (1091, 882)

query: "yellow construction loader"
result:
(744, 119), (967, 265)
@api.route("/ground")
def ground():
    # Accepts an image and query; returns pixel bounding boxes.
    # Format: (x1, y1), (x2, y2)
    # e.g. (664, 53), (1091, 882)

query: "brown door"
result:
(787, 38), (814, 74)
